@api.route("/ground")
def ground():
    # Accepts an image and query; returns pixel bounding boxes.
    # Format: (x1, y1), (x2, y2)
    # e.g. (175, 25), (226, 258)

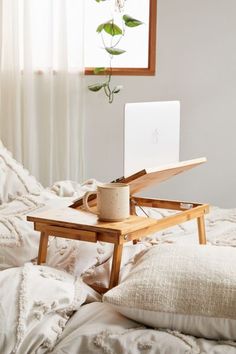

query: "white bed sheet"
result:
(1, 175), (236, 353)
(52, 302), (236, 354)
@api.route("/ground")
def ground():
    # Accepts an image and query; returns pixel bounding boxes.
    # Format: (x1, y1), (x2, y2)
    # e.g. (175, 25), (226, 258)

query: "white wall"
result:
(84, 0), (236, 208)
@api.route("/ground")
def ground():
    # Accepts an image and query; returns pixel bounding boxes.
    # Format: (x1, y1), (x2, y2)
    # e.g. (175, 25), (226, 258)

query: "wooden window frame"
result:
(84, 0), (157, 76)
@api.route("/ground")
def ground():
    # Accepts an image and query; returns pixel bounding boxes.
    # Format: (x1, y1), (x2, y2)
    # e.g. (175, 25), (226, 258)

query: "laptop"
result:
(124, 101), (180, 177)
(70, 100), (206, 208)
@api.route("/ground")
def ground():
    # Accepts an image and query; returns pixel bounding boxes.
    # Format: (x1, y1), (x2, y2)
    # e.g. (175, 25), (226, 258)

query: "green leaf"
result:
(96, 23), (104, 33)
(123, 14), (143, 27)
(104, 22), (122, 36)
(105, 47), (126, 55)
(93, 67), (106, 74)
(88, 83), (105, 92)
(97, 21), (122, 36)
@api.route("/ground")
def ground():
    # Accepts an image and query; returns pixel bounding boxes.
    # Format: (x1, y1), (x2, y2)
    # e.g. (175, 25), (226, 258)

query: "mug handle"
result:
(82, 191), (98, 215)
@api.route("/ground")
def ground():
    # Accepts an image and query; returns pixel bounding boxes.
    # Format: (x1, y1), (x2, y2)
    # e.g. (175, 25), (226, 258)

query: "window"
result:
(84, 0), (157, 76)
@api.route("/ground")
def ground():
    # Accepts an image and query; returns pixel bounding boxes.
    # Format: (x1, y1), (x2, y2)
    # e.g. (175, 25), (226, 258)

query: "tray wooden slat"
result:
(70, 157), (206, 209)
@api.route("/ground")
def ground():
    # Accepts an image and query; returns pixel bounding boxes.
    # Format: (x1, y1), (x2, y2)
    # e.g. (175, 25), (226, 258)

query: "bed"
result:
(1, 140), (236, 354)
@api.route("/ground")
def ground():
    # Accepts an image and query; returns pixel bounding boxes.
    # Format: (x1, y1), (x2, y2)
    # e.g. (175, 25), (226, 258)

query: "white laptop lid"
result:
(124, 101), (180, 177)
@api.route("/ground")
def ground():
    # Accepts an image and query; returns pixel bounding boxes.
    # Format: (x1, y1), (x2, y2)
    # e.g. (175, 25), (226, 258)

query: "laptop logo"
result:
(152, 128), (159, 144)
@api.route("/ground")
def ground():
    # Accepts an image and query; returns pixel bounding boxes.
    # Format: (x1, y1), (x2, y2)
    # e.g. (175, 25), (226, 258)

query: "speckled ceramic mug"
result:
(83, 183), (130, 222)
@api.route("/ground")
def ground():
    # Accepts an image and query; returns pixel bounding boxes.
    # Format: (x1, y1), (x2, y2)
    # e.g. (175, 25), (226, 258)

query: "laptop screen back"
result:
(124, 101), (180, 177)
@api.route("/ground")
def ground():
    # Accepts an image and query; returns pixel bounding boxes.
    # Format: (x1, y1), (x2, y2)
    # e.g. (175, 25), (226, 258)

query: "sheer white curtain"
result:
(0, 0), (84, 186)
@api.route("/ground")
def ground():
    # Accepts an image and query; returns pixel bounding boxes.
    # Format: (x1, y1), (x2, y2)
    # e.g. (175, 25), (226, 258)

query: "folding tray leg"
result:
(109, 244), (123, 289)
(197, 216), (207, 244)
(37, 231), (49, 264)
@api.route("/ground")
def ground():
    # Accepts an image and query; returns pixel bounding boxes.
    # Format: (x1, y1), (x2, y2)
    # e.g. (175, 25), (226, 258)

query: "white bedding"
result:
(0, 264), (100, 354)
(0, 194), (235, 353)
(1, 156), (236, 353)
(0, 179), (103, 271)
(51, 302), (236, 354)
(0, 141), (43, 204)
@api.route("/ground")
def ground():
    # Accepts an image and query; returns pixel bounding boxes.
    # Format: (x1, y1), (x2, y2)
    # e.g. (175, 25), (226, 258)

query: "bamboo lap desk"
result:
(27, 199), (209, 293)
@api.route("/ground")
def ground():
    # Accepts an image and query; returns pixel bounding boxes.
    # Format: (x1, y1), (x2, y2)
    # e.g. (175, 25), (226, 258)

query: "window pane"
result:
(84, 0), (150, 69)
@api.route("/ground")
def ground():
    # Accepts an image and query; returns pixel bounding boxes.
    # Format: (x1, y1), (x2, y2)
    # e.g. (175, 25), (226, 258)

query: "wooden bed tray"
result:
(28, 200), (209, 293)
(27, 157), (209, 293)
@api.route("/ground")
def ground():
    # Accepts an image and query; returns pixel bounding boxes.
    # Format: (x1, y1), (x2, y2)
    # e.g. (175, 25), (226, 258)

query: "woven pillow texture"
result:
(103, 243), (236, 340)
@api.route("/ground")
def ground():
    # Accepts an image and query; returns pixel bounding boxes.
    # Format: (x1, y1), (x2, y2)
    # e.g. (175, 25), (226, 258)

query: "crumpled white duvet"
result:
(0, 179), (107, 271)
(0, 263), (100, 354)
(1, 178), (236, 353)
(52, 302), (236, 354)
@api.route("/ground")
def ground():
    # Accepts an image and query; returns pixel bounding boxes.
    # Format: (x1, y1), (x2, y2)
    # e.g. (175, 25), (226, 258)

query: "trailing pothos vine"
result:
(88, 0), (143, 103)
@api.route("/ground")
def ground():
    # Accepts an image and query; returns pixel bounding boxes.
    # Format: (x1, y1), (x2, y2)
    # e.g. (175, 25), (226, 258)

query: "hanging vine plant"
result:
(88, 0), (143, 103)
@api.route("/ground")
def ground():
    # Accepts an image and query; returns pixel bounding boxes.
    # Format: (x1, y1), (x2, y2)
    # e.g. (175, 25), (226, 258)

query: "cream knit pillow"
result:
(103, 244), (236, 340)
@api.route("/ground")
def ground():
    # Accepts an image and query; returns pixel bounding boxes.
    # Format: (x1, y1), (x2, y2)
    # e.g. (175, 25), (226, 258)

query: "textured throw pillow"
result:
(0, 140), (43, 204)
(103, 244), (236, 340)
(0, 263), (100, 354)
